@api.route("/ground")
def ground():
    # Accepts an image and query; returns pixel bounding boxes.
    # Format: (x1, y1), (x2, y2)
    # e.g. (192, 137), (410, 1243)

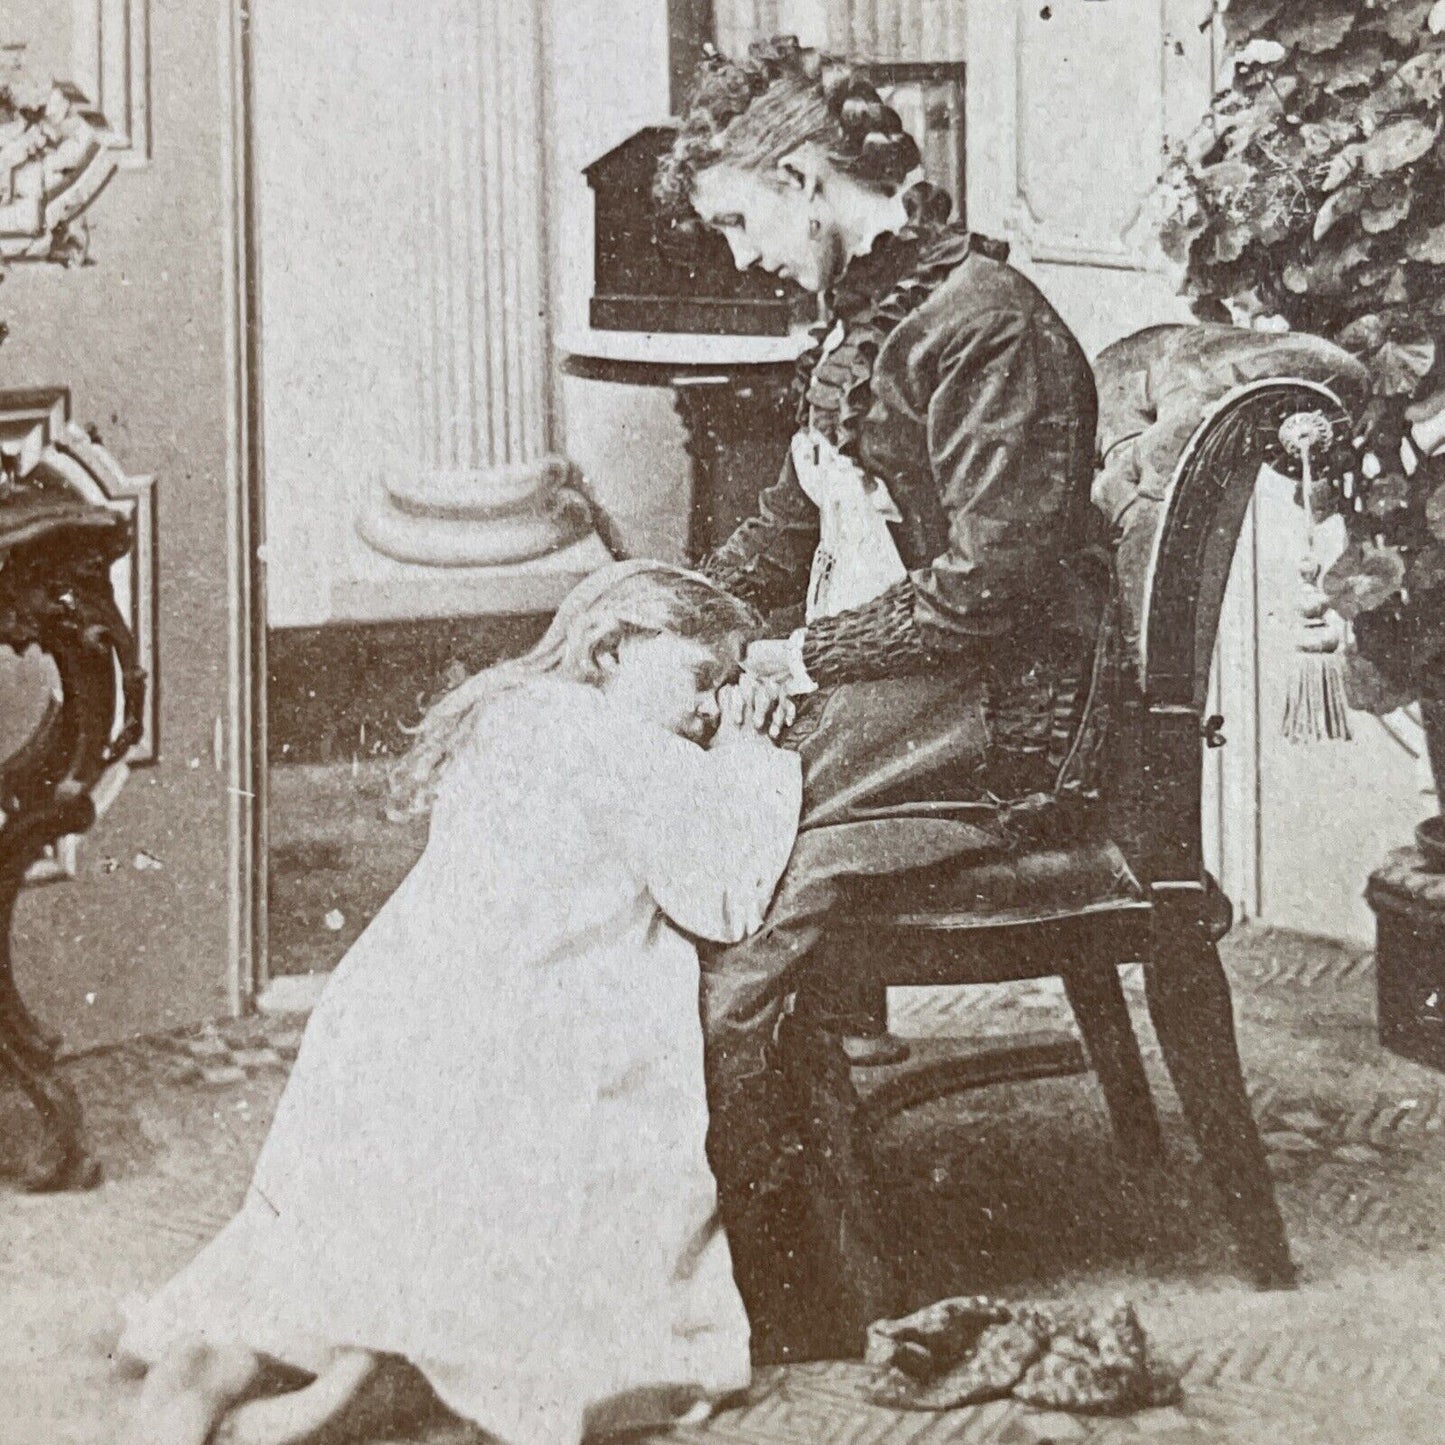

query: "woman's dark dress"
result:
(696, 191), (1107, 1361)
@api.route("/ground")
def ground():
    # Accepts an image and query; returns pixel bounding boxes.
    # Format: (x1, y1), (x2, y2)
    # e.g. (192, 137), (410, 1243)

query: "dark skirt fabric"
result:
(702, 667), (1064, 1037)
(699, 668), (1066, 1364)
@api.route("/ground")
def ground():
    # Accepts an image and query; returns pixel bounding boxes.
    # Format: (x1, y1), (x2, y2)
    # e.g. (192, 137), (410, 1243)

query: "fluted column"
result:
(359, 0), (596, 570)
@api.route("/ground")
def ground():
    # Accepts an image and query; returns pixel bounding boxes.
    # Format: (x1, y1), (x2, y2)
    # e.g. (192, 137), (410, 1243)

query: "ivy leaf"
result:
(1427, 482), (1445, 541)
(1222, 286), (1274, 327)
(1224, 0), (1285, 41)
(1198, 158), (1256, 195)
(1339, 312), (1387, 353)
(1390, 50), (1445, 109)
(1324, 540), (1409, 617)
(1360, 115), (1439, 177)
(1292, 238), (1373, 296)
(1374, 335), (1438, 394)
(1208, 222), (1253, 264)
(1254, 204), (1295, 248)
(1409, 543), (1445, 592)
(1299, 118), (1358, 159)
(1313, 181), (1366, 239)
(1344, 646), (1417, 714)
(1363, 195), (1413, 234)
(1323, 143), (1363, 192)
(1356, 257), (1402, 290)
(1363, 471), (1416, 521)
(1372, 0), (1436, 47)
(1235, 38), (1287, 69)
(1272, 4), (1358, 55)
(1369, 173), (1412, 206)
(1183, 122), (1224, 170)
(1159, 211), (1207, 265)
(1321, 42), (1389, 94)
(1407, 220), (1445, 263)
(1362, 177), (1413, 233)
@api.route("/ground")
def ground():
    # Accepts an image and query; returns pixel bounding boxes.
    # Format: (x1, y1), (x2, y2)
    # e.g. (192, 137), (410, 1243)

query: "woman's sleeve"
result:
(631, 735), (802, 944)
(797, 306), (1091, 685)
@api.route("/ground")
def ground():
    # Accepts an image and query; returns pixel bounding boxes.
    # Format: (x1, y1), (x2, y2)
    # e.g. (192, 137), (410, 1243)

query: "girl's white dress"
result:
(120, 678), (802, 1445)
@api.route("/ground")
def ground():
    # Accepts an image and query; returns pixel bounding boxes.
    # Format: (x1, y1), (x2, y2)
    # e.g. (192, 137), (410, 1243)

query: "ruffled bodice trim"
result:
(790, 183), (1009, 464)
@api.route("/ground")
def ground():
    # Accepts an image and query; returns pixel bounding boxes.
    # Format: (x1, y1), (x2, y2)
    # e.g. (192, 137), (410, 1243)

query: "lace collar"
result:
(792, 184), (1008, 459)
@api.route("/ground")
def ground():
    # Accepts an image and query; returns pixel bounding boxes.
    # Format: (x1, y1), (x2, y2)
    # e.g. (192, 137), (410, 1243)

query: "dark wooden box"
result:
(584, 126), (810, 337)
(1368, 849), (1445, 1072)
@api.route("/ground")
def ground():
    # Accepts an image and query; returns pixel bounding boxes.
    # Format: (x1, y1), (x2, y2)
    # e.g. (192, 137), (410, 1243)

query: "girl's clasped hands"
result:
(713, 673), (797, 746)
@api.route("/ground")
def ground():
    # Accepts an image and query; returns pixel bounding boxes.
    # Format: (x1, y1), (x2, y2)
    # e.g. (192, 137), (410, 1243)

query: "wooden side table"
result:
(1368, 847), (1445, 1072)
(559, 328), (809, 560)
(0, 485), (145, 1189)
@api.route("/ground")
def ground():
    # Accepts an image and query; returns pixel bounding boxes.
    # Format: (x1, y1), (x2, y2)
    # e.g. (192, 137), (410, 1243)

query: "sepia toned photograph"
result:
(3, 1), (1445, 1441)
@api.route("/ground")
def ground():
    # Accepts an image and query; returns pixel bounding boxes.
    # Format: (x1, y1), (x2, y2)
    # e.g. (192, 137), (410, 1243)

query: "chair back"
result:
(1107, 378), (1358, 888)
(1090, 327), (1373, 890)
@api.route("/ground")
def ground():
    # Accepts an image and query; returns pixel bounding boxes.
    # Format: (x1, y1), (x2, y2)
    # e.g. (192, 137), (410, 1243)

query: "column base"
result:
(359, 455), (598, 568)
(331, 530), (616, 623)
(359, 487), (595, 568)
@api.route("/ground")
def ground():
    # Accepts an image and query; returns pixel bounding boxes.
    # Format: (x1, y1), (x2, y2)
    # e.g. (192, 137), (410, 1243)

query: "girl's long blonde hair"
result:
(387, 560), (758, 818)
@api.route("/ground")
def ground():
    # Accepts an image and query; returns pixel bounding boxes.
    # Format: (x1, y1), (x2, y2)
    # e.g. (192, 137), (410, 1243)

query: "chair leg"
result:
(1144, 923), (1295, 1289)
(1062, 963), (1164, 1171)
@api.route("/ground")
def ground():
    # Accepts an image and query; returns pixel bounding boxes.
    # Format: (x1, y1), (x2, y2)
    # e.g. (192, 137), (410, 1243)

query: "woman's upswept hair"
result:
(655, 35), (921, 215)
(387, 560), (758, 818)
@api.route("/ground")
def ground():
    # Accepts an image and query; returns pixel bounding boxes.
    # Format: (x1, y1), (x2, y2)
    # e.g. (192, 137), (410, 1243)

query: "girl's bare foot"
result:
(213, 1349), (378, 1445)
(119, 1338), (260, 1445)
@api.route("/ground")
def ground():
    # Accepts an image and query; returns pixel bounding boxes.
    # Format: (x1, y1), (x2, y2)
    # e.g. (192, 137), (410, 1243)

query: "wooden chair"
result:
(811, 375), (1363, 1290)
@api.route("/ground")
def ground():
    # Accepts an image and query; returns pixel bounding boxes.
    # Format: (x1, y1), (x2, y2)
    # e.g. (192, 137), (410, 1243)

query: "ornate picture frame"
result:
(1, 0), (151, 261)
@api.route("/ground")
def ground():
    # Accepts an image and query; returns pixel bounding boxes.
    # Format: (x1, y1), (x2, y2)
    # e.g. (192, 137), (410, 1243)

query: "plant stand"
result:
(1368, 849), (1445, 1074)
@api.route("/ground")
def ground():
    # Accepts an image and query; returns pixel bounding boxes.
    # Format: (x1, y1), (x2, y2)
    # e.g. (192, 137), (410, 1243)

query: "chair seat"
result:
(844, 835), (1145, 929)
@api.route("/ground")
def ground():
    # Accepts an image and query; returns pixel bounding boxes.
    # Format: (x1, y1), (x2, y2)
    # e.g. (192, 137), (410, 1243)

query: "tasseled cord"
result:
(1278, 412), (1352, 744)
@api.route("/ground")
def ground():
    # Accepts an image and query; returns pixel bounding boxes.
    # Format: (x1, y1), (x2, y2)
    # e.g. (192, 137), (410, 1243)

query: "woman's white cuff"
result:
(786, 628), (818, 696)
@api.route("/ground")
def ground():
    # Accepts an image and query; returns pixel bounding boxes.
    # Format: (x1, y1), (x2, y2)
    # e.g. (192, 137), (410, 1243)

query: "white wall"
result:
(252, 0), (420, 628)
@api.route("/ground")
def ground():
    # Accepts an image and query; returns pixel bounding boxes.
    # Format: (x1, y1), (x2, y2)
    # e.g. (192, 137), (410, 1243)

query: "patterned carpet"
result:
(4, 927), (1445, 1444)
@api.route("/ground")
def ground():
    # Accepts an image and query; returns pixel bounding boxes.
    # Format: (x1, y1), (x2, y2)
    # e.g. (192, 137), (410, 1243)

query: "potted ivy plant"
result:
(1155, 0), (1445, 789)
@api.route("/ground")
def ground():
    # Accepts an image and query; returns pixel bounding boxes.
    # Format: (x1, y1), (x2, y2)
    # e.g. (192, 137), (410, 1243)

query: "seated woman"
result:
(653, 38), (1109, 1360)
(115, 561), (802, 1445)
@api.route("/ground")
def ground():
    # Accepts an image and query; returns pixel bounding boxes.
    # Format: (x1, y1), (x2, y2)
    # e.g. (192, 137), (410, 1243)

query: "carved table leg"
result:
(671, 366), (798, 561)
(0, 1025), (100, 1191)
(0, 547), (140, 1194)
(0, 794), (103, 1191)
